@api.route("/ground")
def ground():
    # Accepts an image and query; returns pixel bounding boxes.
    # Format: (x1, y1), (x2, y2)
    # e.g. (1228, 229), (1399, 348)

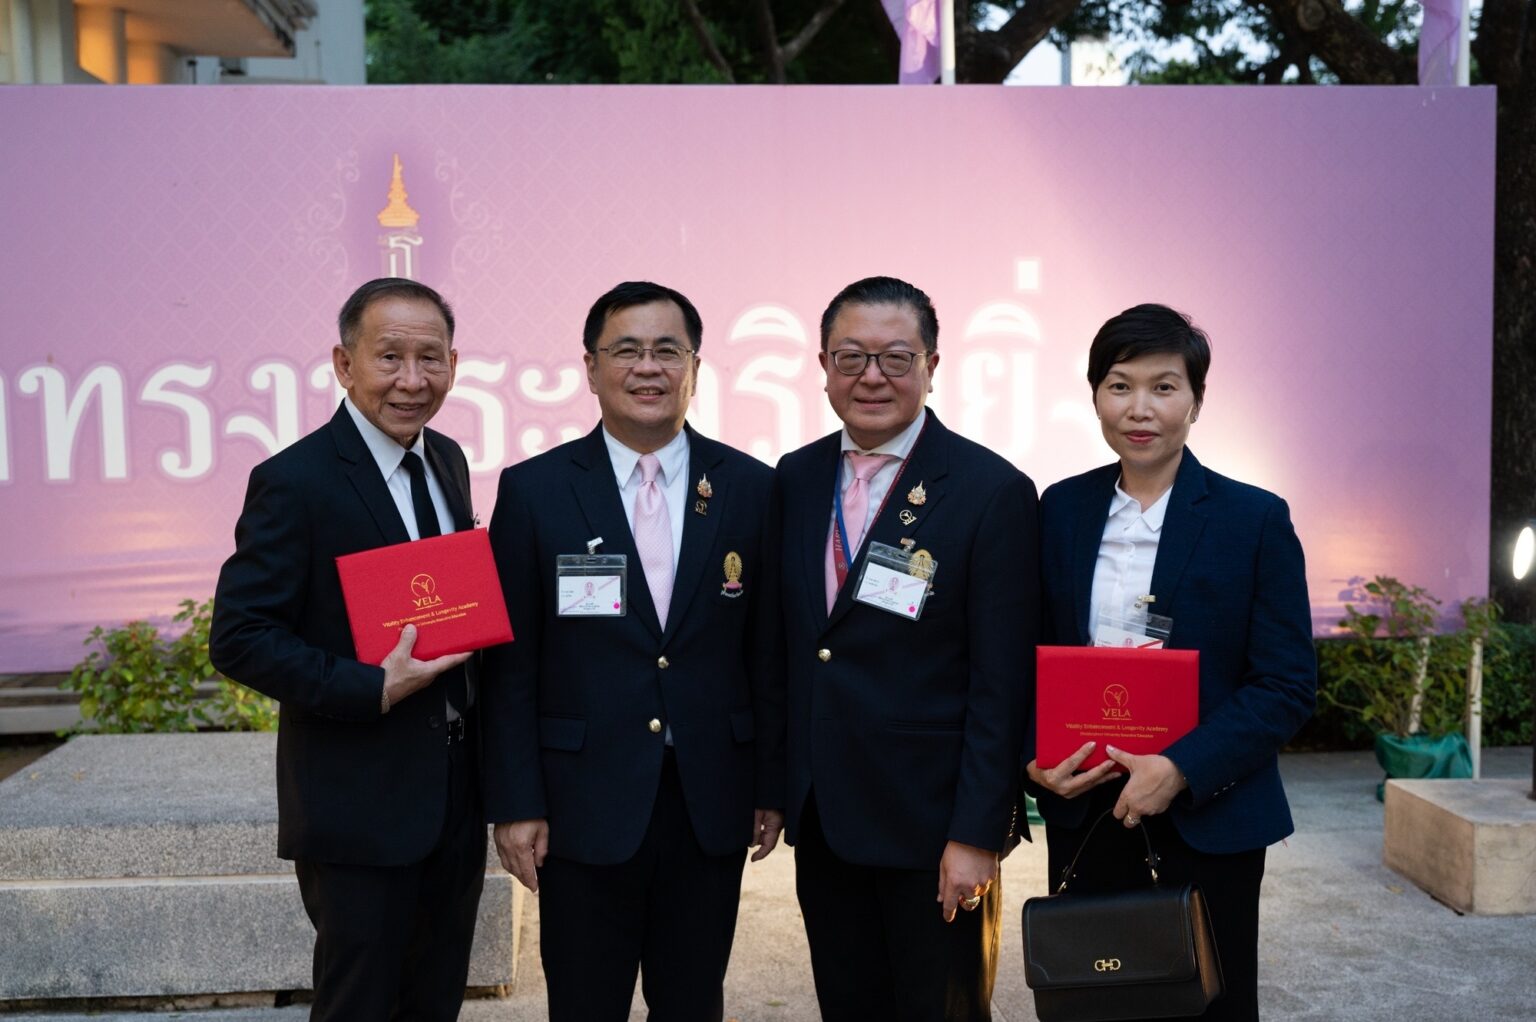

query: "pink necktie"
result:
(825, 452), (892, 612)
(634, 453), (674, 628)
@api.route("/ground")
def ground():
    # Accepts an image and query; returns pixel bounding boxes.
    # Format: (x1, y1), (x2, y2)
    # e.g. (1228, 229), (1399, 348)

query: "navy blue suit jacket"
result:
(211, 403), (477, 866)
(776, 412), (1039, 870)
(480, 424), (784, 864)
(1032, 448), (1317, 854)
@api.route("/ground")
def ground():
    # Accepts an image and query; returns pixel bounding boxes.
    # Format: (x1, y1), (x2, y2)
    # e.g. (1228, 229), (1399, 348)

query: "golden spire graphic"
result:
(376, 154), (420, 229)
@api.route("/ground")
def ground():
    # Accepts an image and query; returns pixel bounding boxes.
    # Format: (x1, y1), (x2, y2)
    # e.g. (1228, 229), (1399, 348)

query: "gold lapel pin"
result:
(898, 509), (917, 526)
(696, 474), (713, 500)
(693, 499), (709, 516)
(906, 481), (927, 506)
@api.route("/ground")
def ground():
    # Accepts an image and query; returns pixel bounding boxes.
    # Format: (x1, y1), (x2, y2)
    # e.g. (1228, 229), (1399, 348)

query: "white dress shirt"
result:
(604, 426), (689, 574)
(1088, 479), (1171, 644)
(343, 398), (456, 542)
(832, 408), (928, 539)
(343, 398), (463, 716)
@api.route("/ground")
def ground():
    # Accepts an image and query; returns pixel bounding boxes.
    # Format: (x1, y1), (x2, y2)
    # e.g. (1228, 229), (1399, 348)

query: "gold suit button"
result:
(817, 649), (831, 663)
(648, 718), (662, 734)
(657, 656), (670, 669)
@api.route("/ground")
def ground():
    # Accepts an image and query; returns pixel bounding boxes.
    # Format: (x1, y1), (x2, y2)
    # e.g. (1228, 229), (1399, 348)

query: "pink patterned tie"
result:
(634, 453), (674, 628)
(825, 452), (892, 612)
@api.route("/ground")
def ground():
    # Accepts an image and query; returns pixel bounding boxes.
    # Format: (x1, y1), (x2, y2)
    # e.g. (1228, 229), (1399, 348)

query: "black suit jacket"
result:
(775, 412), (1039, 870)
(210, 403), (477, 866)
(1030, 449), (1317, 853)
(480, 424), (784, 864)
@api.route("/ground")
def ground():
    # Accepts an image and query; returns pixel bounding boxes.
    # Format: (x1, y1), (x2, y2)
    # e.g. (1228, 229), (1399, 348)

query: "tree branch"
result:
(1471, 0), (1528, 89)
(753, 0), (787, 83)
(678, 0), (736, 82)
(782, 0), (849, 65)
(957, 0), (1085, 83)
(1246, 0), (1412, 83)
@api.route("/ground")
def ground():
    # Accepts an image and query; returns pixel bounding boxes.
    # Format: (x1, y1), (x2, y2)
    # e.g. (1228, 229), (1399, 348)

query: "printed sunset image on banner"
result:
(0, 86), (1494, 670)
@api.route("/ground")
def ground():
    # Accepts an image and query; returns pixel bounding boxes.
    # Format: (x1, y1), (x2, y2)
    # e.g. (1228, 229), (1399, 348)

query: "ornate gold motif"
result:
(722, 551), (744, 596)
(906, 481), (927, 506)
(696, 474), (713, 499)
(376, 154), (420, 228)
(909, 549), (935, 581)
(693, 499), (709, 516)
(898, 509), (917, 526)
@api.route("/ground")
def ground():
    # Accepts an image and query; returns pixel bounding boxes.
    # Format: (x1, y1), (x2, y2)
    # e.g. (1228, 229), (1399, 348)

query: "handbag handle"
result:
(1054, 808), (1161, 894)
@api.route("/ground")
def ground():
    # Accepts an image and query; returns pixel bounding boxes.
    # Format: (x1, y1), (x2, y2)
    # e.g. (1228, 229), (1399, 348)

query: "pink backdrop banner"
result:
(0, 86), (1495, 671)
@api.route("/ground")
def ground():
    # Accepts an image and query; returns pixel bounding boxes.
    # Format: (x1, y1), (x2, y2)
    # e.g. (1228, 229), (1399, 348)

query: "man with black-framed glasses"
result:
(773, 276), (1041, 1021)
(480, 281), (785, 1020)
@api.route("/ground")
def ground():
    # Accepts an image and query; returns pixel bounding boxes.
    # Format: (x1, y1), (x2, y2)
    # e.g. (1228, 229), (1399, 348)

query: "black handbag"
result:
(1022, 810), (1224, 1022)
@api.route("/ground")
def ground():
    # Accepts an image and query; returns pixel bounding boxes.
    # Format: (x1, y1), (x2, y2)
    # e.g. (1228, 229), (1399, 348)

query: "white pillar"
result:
(940, 0), (955, 84)
(7, 0), (34, 83)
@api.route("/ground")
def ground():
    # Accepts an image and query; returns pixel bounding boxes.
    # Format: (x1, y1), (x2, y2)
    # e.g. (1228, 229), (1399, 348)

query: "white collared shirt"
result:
(343, 398), (456, 541)
(833, 408), (928, 539)
(604, 425), (689, 573)
(343, 398), (464, 717)
(1088, 480), (1171, 644)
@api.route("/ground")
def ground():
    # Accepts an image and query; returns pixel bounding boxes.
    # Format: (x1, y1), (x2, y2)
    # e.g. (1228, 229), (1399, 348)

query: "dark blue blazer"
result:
(776, 412), (1039, 870)
(480, 424), (784, 864)
(211, 403), (477, 866)
(1032, 448), (1317, 854)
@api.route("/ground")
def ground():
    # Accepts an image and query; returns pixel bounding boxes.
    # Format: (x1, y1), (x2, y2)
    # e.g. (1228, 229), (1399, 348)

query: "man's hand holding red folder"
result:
(380, 623), (472, 712)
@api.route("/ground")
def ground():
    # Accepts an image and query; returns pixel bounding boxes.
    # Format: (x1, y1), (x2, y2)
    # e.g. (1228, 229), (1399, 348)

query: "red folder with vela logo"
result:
(1035, 646), (1199, 772)
(336, 528), (513, 666)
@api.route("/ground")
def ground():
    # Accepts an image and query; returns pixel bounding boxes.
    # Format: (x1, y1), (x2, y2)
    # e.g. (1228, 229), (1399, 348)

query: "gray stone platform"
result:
(1384, 776), (1536, 914)
(4, 747), (1535, 1020)
(0, 733), (520, 1003)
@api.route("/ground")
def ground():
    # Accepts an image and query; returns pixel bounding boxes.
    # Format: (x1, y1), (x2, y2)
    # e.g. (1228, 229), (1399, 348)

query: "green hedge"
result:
(1290, 623), (1536, 751)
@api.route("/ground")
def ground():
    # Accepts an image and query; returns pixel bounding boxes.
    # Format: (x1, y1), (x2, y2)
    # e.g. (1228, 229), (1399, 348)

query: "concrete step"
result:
(0, 734), (521, 1002)
(0, 674), (79, 735)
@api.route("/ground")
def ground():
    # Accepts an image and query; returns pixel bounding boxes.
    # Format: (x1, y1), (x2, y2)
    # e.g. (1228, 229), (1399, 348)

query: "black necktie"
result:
(401, 452), (442, 540)
(401, 451), (468, 713)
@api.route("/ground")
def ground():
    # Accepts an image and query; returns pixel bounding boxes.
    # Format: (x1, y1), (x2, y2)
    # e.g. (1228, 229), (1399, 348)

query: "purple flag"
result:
(882, 0), (940, 84)
(1418, 0), (1462, 86)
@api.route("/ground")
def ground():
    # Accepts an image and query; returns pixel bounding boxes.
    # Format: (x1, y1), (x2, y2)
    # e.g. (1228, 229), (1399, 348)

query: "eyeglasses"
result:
(828, 348), (925, 378)
(596, 342), (695, 369)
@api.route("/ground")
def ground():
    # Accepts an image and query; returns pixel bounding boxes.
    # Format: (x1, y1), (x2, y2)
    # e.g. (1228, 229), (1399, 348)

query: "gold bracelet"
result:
(380, 684), (391, 715)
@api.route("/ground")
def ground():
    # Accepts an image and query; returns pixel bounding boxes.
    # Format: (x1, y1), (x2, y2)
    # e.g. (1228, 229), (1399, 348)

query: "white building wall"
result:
(241, 0), (364, 84)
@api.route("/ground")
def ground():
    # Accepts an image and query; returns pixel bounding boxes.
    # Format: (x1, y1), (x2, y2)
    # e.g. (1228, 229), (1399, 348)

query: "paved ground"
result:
(4, 747), (1534, 1020)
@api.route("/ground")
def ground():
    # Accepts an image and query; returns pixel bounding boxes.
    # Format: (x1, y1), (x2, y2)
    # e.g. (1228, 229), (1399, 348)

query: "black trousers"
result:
(1044, 786), (1267, 1022)
(538, 747), (747, 1022)
(294, 732), (484, 1022)
(795, 792), (1001, 1022)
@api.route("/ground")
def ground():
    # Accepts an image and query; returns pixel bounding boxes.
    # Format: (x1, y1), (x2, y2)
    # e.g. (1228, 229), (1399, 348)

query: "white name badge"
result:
(1092, 606), (1172, 649)
(556, 554), (627, 617)
(1093, 623), (1166, 649)
(854, 541), (937, 621)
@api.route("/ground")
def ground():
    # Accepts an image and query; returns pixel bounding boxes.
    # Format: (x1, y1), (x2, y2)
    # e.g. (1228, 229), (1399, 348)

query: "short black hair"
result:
(337, 278), (455, 349)
(1086, 304), (1210, 405)
(819, 276), (939, 354)
(582, 281), (703, 354)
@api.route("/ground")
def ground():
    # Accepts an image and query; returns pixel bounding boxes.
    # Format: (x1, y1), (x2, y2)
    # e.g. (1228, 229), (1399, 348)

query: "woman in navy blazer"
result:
(1025, 304), (1316, 1022)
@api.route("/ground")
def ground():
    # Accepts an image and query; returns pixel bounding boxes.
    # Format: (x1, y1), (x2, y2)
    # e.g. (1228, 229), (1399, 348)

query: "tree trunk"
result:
(1487, 70), (1536, 624)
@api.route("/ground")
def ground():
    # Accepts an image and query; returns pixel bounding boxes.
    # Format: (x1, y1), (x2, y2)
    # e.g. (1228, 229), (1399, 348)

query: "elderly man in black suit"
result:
(774, 276), (1040, 1021)
(211, 277), (482, 1021)
(481, 281), (785, 1021)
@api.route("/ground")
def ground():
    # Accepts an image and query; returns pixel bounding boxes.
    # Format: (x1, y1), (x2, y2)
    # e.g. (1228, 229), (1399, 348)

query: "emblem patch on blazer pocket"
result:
(721, 551), (745, 597)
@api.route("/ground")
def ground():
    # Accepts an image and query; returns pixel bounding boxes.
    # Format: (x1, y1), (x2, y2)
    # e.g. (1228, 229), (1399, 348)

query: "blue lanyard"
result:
(832, 455), (856, 572)
(831, 418), (926, 575)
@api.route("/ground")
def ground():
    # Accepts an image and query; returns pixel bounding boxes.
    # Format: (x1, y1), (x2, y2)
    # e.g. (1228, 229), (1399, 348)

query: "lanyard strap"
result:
(831, 416), (928, 591)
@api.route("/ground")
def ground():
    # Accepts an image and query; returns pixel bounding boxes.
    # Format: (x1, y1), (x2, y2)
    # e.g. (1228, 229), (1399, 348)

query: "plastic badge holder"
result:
(853, 541), (937, 621)
(555, 553), (628, 617)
